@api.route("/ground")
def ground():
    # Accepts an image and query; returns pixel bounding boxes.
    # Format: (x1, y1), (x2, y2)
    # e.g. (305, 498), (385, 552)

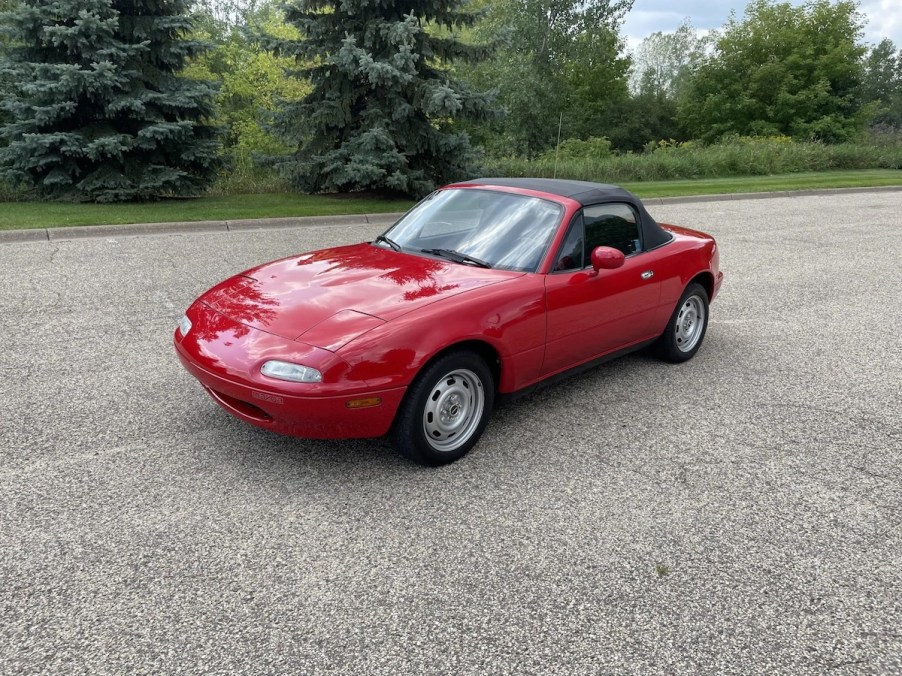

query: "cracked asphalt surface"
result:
(1, 192), (900, 674)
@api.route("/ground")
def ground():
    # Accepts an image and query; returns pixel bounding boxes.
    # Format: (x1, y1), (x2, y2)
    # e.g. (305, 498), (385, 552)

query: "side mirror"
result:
(591, 246), (625, 271)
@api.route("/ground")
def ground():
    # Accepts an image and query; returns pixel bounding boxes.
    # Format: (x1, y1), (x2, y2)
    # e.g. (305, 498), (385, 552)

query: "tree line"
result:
(0, 0), (900, 202)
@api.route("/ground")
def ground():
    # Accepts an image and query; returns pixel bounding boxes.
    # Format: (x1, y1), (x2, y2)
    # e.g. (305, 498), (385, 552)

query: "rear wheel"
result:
(655, 282), (709, 363)
(390, 351), (494, 466)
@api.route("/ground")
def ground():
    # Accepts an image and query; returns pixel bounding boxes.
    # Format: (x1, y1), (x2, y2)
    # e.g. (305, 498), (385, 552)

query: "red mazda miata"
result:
(175, 178), (723, 465)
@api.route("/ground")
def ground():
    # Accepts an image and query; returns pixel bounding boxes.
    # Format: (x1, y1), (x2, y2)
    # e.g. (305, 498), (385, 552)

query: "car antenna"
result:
(553, 112), (563, 179)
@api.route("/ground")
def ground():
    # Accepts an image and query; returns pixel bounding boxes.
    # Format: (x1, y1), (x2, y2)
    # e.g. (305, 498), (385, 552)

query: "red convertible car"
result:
(175, 178), (723, 465)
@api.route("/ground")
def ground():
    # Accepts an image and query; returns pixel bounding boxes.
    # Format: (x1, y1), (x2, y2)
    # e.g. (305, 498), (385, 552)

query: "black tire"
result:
(390, 350), (494, 466)
(654, 282), (709, 363)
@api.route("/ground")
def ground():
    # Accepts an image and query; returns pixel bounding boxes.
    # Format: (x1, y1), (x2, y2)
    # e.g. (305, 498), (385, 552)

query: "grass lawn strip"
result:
(0, 193), (414, 230)
(1, 169), (900, 231)
(622, 170), (902, 198)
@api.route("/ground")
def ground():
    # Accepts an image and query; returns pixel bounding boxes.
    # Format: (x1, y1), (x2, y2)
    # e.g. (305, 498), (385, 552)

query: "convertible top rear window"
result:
(385, 189), (563, 272)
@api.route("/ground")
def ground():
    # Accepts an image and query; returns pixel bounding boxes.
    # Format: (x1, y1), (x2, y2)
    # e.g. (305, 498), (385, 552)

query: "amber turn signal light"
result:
(345, 397), (382, 409)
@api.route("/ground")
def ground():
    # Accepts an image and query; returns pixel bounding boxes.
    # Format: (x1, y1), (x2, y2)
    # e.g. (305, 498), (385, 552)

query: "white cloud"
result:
(622, 0), (902, 49)
(620, 0), (746, 45)
(860, 0), (902, 46)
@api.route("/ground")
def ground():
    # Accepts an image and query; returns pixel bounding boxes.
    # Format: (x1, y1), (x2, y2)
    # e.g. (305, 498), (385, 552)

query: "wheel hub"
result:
(441, 394), (463, 423)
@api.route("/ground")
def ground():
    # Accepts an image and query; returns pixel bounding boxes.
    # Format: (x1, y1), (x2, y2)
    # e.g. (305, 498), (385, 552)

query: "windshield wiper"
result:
(374, 234), (401, 251)
(421, 248), (493, 269)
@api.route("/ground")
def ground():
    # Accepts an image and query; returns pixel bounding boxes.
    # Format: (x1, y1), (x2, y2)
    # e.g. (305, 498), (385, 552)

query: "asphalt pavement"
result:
(1, 192), (900, 674)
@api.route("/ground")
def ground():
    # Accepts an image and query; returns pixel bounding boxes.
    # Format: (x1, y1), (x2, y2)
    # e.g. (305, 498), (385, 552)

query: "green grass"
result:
(0, 192), (414, 230)
(622, 169), (902, 198)
(1, 169), (900, 231)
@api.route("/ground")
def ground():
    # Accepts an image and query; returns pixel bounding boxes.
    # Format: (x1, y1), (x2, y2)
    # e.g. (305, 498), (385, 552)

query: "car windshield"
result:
(382, 189), (564, 272)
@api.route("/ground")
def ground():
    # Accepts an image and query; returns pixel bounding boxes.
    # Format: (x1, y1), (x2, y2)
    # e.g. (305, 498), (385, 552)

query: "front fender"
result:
(337, 275), (547, 393)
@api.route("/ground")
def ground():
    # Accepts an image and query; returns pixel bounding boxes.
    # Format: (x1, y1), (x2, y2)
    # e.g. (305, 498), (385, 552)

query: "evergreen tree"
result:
(265, 0), (497, 197)
(0, 0), (222, 202)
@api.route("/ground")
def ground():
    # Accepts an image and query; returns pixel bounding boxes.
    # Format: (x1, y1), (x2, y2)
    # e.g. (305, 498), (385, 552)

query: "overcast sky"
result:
(621, 1), (902, 51)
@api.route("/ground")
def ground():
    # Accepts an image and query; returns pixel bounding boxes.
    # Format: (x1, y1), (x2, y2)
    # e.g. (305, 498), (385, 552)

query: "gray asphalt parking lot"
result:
(1, 192), (900, 674)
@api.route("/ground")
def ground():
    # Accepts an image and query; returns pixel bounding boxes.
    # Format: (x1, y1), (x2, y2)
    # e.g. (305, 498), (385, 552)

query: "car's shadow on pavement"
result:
(189, 348), (683, 479)
(192, 406), (418, 475)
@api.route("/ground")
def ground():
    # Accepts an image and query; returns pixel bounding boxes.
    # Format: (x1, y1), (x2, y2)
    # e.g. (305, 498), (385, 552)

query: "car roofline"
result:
(442, 178), (675, 253)
(446, 177), (637, 206)
(440, 181), (580, 209)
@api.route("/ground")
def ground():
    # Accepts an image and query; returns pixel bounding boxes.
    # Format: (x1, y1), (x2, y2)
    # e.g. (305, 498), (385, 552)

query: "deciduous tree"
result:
(680, 0), (868, 143)
(463, 0), (633, 157)
(184, 1), (309, 157)
(630, 21), (707, 99)
(861, 38), (902, 129)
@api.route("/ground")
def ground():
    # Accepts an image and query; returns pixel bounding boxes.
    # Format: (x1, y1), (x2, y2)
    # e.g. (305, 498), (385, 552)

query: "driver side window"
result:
(583, 204), (642, 257)
(553, 203), (643, 272)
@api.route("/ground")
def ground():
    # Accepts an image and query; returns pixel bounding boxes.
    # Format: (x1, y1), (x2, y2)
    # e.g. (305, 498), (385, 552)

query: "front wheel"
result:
(654, 282), (709, 363)
(390, 351), (494, 466)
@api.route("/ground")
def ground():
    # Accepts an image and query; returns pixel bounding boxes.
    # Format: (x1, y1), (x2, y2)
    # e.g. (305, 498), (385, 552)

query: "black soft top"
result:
(464, 177), (673, 250)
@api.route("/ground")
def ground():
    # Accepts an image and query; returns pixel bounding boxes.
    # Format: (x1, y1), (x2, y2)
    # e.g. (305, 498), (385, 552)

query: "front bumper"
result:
(176, 351), (404, 438)
(174, 305), (406, 439)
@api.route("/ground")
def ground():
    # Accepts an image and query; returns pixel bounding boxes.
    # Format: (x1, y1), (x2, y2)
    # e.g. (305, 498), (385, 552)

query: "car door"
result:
(542, 204), (663, 375)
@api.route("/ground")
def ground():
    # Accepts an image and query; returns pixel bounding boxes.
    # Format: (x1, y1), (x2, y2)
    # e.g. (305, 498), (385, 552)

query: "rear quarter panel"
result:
(650, 225), (719, 331)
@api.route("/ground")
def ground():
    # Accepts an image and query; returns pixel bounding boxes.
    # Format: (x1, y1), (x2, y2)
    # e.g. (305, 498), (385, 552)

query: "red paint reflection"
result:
(196, 277), (278, 342)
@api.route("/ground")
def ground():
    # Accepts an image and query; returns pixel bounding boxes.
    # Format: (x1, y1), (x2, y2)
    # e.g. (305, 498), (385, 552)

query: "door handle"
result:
(641, 270), (654, 280)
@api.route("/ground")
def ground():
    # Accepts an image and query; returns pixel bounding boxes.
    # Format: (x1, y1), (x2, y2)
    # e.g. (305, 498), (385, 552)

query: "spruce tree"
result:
(266, 0), (497, 197)
(0, 0), (222, 202)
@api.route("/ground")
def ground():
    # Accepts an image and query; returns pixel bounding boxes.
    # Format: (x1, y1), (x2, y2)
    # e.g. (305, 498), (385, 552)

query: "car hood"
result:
(199, 243), (524, 351)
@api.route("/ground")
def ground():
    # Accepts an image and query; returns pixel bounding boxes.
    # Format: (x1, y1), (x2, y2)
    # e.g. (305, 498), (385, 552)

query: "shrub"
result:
(485, 138), (902, 183)
(539, 137), (613, 162)
(207, 150), (289, 196)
